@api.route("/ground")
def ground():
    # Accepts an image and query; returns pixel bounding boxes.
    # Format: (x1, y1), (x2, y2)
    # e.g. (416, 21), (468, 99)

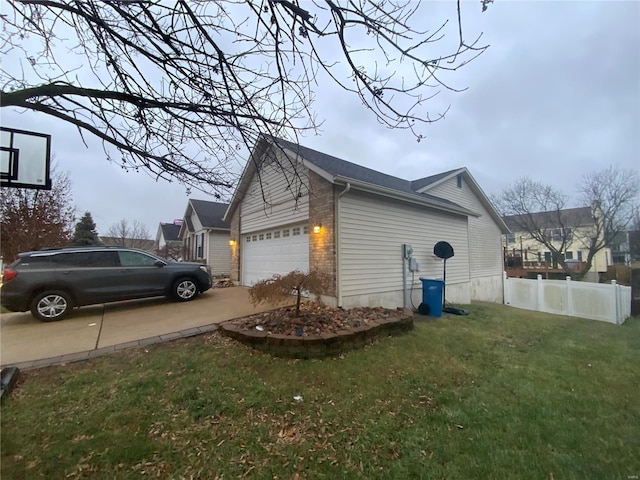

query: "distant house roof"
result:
(502, 206), (594, 231)
(160, 223), (181, 242)
(225, 136), (500, 222)
(180, 199), (230, 237)
(99, 237), (156, 251)
(190, 199), (230, 229)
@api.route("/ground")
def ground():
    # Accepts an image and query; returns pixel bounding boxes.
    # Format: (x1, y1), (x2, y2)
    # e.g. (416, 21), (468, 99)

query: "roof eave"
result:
(333, 175), (477, 217)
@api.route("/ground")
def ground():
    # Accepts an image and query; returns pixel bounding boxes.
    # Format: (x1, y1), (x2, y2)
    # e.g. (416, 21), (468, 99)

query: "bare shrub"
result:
(249, 270), (332, 317)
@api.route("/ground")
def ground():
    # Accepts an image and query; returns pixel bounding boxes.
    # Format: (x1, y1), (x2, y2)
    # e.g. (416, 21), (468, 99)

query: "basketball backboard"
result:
(0, 127), (52, 190)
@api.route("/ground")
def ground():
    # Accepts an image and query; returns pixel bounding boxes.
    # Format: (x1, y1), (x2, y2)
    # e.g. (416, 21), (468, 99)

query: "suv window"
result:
(55, 251), (120, 267)
(118, 251), (158, 267)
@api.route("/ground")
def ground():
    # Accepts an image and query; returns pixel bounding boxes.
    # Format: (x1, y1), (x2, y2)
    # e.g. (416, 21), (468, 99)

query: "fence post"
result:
(611, 280), (618, 324)
(537, 274), (543, 311)
(566, 276), (573, 316)
(503, 271), (509, 305)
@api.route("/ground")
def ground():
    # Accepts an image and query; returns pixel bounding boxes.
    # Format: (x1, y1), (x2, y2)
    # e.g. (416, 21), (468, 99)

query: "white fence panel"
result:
(503, 273), (632, 325)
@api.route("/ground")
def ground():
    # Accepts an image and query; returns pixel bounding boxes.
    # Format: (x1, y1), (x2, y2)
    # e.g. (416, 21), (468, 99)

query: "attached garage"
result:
(242, 224), (309, 285)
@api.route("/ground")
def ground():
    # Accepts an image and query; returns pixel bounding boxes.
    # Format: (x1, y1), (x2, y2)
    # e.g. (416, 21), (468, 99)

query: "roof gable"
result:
(188, 199), (230, 230)
(160, 223), (181, 242)
(411, 168), (463, 191)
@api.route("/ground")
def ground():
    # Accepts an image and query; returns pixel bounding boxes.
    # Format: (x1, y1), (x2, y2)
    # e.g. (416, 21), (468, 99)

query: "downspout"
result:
(336, 182), (351, 307)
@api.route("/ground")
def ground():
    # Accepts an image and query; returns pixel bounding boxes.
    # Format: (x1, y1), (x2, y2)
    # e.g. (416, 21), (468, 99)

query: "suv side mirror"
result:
(154, 260), (166, 267)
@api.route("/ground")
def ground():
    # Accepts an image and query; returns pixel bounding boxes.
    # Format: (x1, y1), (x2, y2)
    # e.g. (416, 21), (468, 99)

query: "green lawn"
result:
(2, 303), (639, 479)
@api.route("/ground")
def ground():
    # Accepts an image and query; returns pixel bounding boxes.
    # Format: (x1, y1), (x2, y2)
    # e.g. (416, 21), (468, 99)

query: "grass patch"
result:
(2, 303), (639, 479)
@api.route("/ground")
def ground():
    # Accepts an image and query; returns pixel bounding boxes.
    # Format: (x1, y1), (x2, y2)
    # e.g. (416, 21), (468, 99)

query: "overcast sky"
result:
(1, 1), (639, 236)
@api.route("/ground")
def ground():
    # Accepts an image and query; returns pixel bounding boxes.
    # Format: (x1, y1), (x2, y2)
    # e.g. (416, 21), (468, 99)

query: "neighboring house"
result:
(155, 220), (184, 260)
(179, 199), (231, 276)
(502, 207), (611, 282)
(223, 136), (508, 309)
(100, 236), (156, 252)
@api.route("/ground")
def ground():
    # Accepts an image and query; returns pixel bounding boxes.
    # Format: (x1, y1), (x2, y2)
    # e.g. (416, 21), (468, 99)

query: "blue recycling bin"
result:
(419, 277), (444, 317)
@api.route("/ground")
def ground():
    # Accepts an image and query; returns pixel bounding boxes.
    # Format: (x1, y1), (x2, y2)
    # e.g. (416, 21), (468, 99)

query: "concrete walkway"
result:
(0, 287), (284, 370)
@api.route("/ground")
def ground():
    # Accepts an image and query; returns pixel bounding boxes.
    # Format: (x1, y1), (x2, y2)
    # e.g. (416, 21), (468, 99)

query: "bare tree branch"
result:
(494, 167), (640, 279)
(1, 0), (491, 198)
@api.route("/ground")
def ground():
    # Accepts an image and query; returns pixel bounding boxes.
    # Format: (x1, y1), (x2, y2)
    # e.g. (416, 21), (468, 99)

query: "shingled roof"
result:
(189, 200), (230, 230)
(269, 137), (471, 212)
(160, 223), (181, 242)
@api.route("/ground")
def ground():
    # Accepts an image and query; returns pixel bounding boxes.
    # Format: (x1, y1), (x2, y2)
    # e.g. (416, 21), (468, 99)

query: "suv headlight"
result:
(199, 265), (208, 273)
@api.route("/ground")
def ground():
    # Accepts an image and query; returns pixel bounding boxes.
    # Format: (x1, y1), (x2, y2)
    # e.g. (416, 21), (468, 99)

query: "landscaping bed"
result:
(219, 302), (413, 358)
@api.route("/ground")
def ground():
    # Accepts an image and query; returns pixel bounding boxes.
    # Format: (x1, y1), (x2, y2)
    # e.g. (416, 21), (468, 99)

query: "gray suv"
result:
(1, 246), (212, 321)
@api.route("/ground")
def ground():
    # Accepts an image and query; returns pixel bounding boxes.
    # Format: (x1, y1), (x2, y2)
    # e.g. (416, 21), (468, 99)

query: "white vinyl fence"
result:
(503, 273), (632, 325)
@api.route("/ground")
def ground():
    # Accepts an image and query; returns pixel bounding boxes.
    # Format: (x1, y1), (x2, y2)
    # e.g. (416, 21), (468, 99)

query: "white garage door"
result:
(242, 224), (309, 286)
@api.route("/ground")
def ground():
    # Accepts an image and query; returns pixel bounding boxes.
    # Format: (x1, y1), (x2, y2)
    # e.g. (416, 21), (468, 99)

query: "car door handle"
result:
(60, 270), (74, 275)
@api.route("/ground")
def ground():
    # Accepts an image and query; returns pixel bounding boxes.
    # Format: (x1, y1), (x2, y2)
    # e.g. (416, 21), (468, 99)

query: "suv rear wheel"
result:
(172, 278), (198, 302)
(30, 291), (73, 322)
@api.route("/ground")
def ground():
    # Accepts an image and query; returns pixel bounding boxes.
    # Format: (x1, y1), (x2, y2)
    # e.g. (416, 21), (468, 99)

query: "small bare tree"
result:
(105, 219), (152, 249)
(249, 270), (332, 317)
(494, 166), (639, 279)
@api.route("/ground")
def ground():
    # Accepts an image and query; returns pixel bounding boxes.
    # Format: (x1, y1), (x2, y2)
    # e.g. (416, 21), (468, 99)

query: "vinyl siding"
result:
(428, 177), (503, 279)
(338, 191), (470, 306)
(240, 147), (310, 233)
(208, 231), (231, 275)
(189, 212), (203, 231)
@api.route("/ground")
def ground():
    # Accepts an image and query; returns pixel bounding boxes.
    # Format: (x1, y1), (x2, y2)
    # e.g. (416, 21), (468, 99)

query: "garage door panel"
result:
(242, 226), (309, 286)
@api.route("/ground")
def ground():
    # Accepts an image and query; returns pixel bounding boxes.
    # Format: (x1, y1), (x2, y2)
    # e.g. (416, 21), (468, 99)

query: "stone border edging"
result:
(218, 315), (414, 359)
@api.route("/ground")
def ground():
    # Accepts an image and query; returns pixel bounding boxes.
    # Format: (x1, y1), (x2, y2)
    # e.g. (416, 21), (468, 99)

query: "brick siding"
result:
(308, 171), (337, 296)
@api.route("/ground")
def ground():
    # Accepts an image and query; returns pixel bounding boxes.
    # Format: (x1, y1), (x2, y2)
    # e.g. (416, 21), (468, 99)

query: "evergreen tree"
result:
(70, 212), (101, 246)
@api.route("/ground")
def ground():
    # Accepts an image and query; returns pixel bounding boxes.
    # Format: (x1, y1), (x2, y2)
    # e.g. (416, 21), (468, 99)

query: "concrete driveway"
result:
(0, 287), (283, 369)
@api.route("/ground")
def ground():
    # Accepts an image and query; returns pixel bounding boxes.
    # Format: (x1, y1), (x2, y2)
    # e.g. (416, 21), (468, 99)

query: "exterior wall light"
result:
(229, 239), (236, 246)
(313, 224), (322, 234)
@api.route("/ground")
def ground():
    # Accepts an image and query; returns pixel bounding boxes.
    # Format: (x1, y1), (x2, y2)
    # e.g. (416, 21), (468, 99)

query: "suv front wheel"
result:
(30, 290), (73, 322)
(172, 278), (199, 302)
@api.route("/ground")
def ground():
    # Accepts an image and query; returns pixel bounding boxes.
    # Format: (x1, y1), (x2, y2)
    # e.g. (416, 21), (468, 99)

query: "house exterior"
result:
(155, 220), (184, 260)
(224, 136), (508, 309)
(180, 199), (231, 276)
(502, 206), (611, 282)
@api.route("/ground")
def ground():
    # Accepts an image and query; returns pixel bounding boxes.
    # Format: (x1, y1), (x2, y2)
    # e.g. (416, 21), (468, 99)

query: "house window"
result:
(266, 232), (272, 240)
(564, 251), (573, 260)
(258, 234), (264, 241)
(292, 227), (300, 236)
(456, 174), (462, 188)
(282, 229), (290, 237)
(544, 251), (551, 263)
(303, 226), (309, 234)
(246, 236), (251, 242)
(252, 235), (257, 241)
(506, 233), (516, 244)
(577, 251), (583, 261)
(196, 233), (204, 258)
(274, 230), (281, 239)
